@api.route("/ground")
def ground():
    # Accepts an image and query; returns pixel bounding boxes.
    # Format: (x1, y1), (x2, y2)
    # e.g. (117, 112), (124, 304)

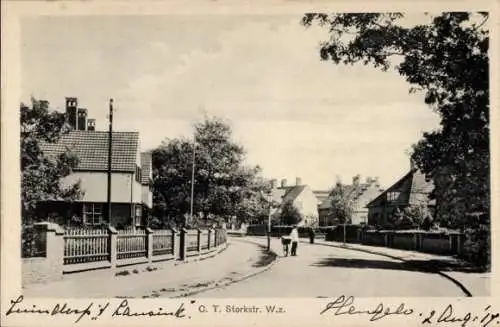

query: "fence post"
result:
(207, 229), (212, 250)
(197, 229), (202, 253)
(146, 227), (154, 263)
(180, 228), (187, 261)
(33, 222), (64, 282)
(214, 228), (219, 247)
(108, 226), (118, 268)
(170, 227), (177, 258)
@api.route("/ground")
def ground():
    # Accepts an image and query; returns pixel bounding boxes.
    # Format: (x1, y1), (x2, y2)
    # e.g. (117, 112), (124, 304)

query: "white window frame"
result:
(387, 191), (400, 201)
(134, 205), (142, 226)
(83, 203), (103, 226)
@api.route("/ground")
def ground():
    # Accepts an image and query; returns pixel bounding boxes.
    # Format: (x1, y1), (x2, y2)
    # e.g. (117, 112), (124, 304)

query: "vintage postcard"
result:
(1, 0), (499, 326)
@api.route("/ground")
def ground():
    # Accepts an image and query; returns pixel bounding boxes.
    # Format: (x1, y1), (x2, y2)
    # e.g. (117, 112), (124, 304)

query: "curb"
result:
(170, 238), (279, 298)
(303, 240), (473, 297)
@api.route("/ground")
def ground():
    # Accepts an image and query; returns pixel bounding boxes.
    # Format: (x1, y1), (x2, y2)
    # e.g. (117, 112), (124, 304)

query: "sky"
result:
(21, 14), (441, 190)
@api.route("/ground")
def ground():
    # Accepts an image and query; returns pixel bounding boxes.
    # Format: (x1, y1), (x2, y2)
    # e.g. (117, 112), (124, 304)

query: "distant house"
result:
(37, 97), (151, 228)
(140, 152), (153, 224)
(318, 176), (384, 226)
(271, 178), (319, 227)
(313, 190), (330, 205)
(366, 168), (434, 226)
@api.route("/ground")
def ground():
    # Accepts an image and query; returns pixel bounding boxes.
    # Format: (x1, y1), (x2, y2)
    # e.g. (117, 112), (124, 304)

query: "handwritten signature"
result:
(320, 295), (500, 327)
(5, 296), (192, 323)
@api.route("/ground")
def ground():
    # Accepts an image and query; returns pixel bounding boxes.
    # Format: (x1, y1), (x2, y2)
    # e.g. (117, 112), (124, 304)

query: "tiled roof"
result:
(366, 169), (434, 208)
(313, 190), (330, 202)
(271, 185), (306, 204)
(140, 152), (152, 184)
(318, 183), (371, 210)
(40, 130), (139, 172)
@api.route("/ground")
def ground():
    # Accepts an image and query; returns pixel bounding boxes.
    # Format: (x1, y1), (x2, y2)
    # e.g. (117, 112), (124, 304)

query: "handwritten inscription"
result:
(320, 295), (500, 327)
(4, 296), (193, 323)
(320, 295), (414, 321)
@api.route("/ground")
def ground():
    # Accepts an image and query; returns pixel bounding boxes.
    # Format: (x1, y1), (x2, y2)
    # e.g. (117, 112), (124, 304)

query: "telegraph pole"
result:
(107, 99), (113, 224)
(188, 134), (196, 227)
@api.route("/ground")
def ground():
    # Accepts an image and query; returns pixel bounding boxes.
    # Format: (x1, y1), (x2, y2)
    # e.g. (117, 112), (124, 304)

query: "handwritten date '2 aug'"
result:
(320, 295), (500, 327)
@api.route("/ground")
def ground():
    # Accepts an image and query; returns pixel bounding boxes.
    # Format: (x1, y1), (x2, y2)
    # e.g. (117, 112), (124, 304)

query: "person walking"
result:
(308, 227), (315, 244)
(290, 226), (299, 256)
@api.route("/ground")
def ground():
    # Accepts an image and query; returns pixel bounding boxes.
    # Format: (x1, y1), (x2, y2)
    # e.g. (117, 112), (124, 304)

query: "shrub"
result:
(462, 223), (490, 270)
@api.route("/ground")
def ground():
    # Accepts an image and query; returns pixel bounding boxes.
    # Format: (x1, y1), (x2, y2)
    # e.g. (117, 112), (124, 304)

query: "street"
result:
(195, 238), (466, 297)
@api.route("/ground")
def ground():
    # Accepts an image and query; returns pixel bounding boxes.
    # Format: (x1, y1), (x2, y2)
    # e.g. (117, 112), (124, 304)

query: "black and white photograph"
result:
(1, 1), (498, 326)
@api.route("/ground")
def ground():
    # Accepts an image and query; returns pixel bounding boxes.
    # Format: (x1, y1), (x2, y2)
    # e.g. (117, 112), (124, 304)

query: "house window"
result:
(134, 205), (142, 226)
(83, 203), (103, 226)
(135, 165), (142, 183)
(387, 192), (400, 201)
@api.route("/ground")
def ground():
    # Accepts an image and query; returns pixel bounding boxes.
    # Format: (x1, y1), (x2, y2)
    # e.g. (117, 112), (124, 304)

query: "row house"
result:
(318, 175), (384, 226)
(366, 167), (434, 226)
(38, 97), (153, 228)
(270, 177), (319, 227)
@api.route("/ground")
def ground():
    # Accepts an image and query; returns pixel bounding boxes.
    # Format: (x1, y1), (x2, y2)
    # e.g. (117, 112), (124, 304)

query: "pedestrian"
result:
(281, 235), (291, 256)
(308, 227), (315, 244)
(290, 225), (299, 256)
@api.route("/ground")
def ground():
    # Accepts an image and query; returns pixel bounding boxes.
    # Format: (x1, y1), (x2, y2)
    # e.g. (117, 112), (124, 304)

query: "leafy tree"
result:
(21, 98), (82, 225)
(279, 200), (302, 226)
(302, 12), (489, 267)
(327, 179), (354, 225)
(151, 116), (269, 227)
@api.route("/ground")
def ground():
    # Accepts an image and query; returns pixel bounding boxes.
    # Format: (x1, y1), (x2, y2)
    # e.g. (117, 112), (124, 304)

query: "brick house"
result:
(271, 178), (319, 226)
(37, 97), (152, 228)
(318, 176), (384, 226)
(366, 168), (434, 226)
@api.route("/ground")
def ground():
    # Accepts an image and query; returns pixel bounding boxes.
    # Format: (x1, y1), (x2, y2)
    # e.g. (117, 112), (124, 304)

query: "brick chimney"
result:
(77, 108), (88, 131)
(296, 177), (302, 186)
(280, 179), (287, 188)
(65, 97), (78, 129)
(87, 118), (96, 131)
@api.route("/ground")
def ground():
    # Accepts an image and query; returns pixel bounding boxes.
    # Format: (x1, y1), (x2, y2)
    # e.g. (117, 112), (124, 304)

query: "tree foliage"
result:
(151, 116), (271, 227)
(328, 179), (354, 224)
(21, 98), (83, 224)
(279, 200), (302, 226)
(302, 12), (489, 266)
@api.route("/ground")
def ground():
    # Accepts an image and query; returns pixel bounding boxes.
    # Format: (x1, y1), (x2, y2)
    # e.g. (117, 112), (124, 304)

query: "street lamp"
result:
(261, 190), (272, 252)
(106, 99), (113, 225)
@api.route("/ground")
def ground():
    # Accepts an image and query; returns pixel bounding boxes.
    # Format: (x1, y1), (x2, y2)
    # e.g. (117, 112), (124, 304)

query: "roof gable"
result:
(366, 169), (432, 208)
(271, 185), (306, 204)
(40, 130), (139, 172)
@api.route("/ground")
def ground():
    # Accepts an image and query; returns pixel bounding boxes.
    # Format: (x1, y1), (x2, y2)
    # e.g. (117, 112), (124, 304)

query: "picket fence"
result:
(21, 222), (228, 285)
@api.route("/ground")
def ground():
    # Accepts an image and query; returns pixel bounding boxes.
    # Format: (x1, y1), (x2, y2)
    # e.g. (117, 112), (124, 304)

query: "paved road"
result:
(196, 238), (465, 297)
(24, 239), (266, 298)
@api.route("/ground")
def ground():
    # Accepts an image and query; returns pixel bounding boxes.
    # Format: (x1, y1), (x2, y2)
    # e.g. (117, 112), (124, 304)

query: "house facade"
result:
(271, 178), (319, 227)
(318, 176), (384, 226)
(140, 152), (153, 224)
(37, 97), (152, 228)
(366, 168), (434, 226)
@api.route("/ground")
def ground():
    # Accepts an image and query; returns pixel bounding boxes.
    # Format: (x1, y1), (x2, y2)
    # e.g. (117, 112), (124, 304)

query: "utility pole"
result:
(267, 193), (272, 252)
(188, 134), (196, 227)
(107, 98), (113, 224)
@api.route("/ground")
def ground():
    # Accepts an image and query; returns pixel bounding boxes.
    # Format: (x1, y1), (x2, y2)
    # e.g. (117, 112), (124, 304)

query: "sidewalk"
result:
(301, 237), (491, 297)
(23, 238), (277, 298)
